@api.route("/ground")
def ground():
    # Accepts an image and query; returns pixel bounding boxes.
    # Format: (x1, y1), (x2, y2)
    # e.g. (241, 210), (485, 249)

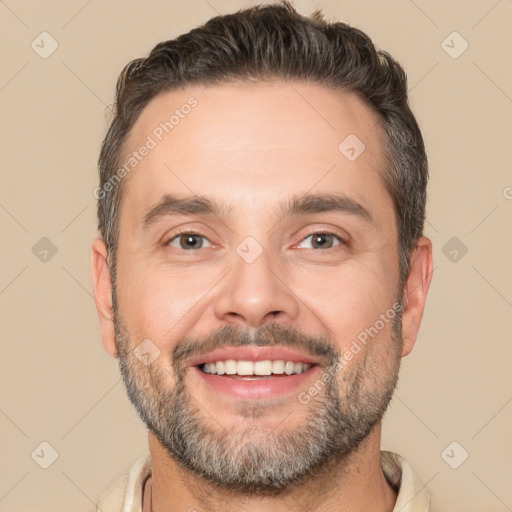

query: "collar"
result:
(97, 450), (430, 512)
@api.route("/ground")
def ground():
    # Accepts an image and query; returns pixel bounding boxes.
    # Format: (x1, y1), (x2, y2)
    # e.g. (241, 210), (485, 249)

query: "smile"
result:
(199, 359), (313, 377)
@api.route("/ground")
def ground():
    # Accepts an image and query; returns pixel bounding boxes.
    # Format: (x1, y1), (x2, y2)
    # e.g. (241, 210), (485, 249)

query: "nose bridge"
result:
(214, 237), (299, 327)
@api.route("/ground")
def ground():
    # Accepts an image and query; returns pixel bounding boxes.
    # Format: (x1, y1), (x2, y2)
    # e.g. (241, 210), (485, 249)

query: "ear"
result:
(90, 238), (117, 357)
(401, 236), (433, 357)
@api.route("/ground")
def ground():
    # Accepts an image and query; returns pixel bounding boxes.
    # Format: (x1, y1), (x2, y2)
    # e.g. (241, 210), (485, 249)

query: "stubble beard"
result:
(113, 306), (402, 494)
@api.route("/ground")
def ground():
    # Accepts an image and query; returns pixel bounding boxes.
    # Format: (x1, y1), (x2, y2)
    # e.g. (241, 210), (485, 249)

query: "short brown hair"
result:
(97, 0), (428, 289)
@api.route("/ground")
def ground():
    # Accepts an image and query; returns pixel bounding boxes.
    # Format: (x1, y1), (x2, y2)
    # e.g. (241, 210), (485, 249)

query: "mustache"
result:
(172, 323), (340, 370)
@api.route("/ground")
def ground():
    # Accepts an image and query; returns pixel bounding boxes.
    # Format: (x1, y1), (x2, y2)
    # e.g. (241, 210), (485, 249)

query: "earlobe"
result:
(90, 238), (117, 357)
(400, 236), (433, 357)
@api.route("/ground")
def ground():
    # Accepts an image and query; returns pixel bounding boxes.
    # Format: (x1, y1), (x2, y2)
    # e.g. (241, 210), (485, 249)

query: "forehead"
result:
(119, 80), (391, 230)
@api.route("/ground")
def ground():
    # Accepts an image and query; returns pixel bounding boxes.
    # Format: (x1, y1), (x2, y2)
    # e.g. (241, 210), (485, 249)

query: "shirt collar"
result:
(101, 450), (430, 512)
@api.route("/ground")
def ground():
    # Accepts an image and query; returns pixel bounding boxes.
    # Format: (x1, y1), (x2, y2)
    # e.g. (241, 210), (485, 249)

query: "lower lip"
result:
(191, 365), (322, 400)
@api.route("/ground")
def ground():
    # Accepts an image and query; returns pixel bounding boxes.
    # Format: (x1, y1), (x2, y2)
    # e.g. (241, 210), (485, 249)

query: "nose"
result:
(213, 244), (300, 328)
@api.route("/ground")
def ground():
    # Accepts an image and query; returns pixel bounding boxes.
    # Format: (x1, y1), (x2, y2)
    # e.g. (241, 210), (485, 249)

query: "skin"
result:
(91, 80), (433, 512)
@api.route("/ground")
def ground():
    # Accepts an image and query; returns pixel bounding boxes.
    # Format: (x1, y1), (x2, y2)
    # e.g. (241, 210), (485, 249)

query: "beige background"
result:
(1, 0), (511, 510)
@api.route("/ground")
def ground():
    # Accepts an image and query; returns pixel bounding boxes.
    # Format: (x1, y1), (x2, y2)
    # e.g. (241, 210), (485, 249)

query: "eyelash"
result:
(165, 230), (213, 250)
(164, 230), (348, 251)
(297, 230), (348, 250)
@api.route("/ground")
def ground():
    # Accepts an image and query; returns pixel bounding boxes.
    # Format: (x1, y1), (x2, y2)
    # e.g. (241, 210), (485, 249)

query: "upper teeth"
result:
(201, 360), (312, 376)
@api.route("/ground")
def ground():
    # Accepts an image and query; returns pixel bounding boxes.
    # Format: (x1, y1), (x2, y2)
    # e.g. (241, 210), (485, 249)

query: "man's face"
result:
(108, 81), (406, 491)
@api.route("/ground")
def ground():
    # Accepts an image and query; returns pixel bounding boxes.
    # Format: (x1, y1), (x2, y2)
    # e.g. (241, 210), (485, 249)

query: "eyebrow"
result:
(142, 192), (373, 231)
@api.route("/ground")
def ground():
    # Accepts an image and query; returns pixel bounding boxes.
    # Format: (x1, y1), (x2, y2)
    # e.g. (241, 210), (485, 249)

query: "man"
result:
(91, 2), (433, 511)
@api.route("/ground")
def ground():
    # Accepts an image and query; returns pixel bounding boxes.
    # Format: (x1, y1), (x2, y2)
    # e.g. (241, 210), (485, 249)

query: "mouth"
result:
(189, 350), (322, 399)
(198, 359), (315, 378)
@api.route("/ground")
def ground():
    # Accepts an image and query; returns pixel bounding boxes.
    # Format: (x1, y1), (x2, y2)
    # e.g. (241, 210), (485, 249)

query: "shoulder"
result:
(96, 473), (130, 512)
(96, 455), (152, 512)
(381, 450), (431, 512)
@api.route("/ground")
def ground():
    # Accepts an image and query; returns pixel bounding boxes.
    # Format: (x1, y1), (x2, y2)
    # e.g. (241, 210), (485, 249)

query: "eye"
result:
(167, 232), (212, 250)
(296, 232), (344, 250)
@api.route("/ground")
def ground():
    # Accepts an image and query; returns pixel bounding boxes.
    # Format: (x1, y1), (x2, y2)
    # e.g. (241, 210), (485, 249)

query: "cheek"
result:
(115, 260), (216, 351)
(291, 260), (398, 352)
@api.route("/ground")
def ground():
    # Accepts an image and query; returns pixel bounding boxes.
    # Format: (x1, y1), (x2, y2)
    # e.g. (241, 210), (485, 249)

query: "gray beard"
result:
(114, 318), (402, 494)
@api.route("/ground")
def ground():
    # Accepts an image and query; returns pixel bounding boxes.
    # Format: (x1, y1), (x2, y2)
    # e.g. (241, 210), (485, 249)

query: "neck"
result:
(143, 424), (397, 512)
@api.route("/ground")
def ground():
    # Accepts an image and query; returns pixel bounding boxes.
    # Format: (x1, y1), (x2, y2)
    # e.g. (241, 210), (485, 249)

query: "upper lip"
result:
(186, 346), (320, 367)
